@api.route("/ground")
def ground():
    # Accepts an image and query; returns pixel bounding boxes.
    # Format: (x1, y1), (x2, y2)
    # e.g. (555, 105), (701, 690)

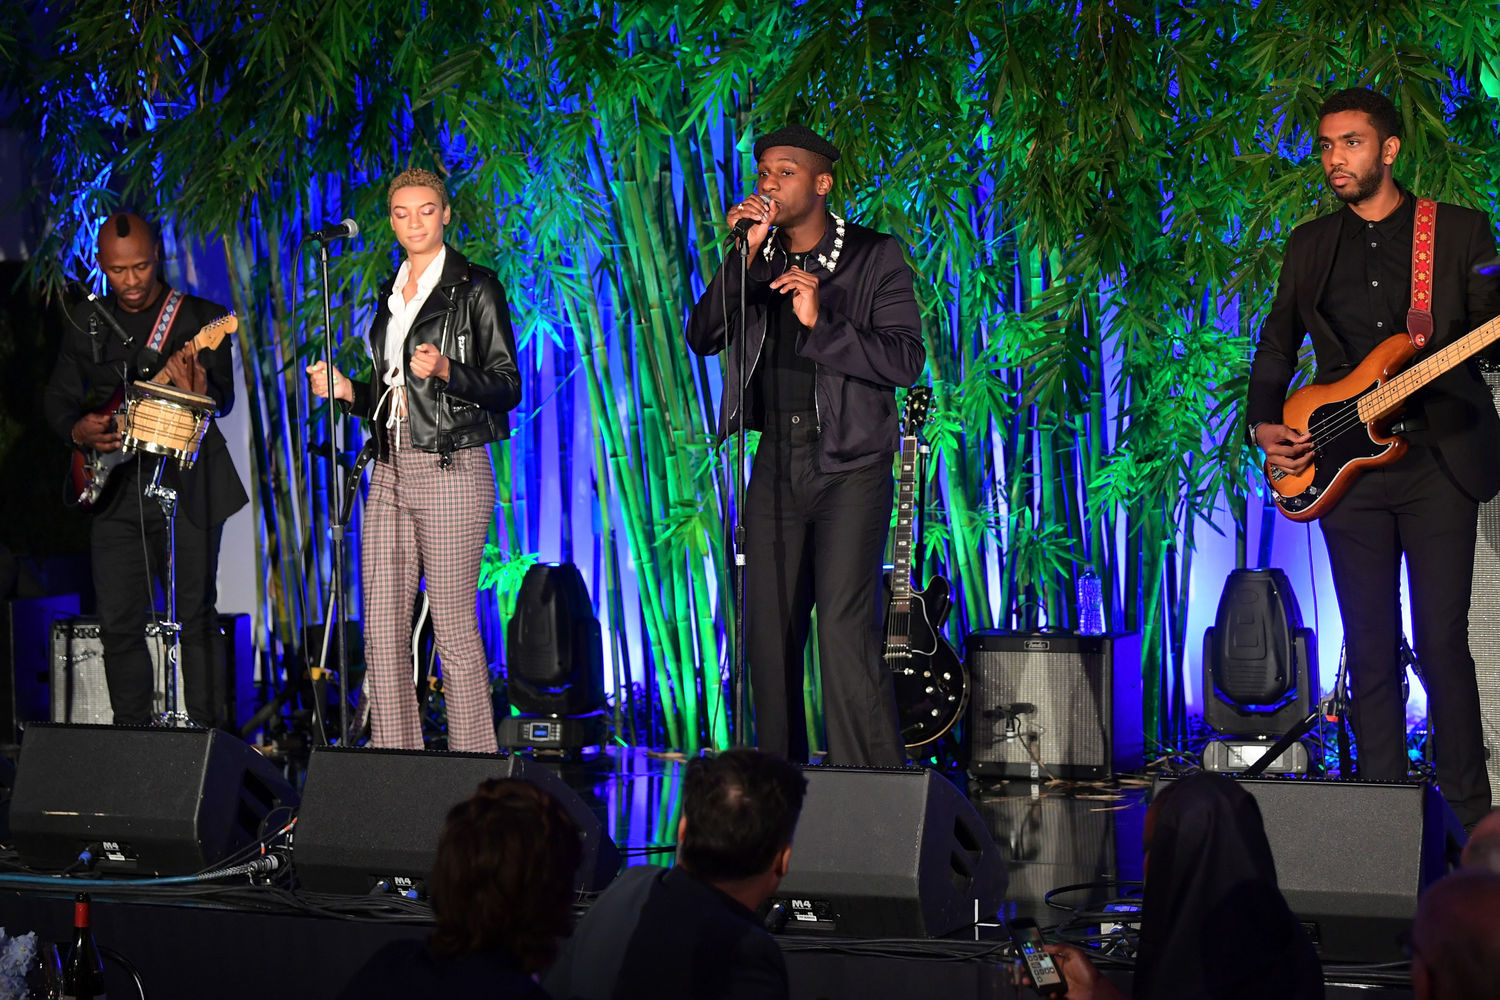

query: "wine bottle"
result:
(61, 892), (106, 1000)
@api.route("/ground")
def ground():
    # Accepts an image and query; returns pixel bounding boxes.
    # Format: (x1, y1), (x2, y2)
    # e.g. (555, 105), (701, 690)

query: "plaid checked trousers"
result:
(362, 442), (499, 752)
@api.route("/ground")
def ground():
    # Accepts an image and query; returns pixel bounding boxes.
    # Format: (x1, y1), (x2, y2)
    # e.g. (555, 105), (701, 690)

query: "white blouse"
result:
(375, 245), (447, 444)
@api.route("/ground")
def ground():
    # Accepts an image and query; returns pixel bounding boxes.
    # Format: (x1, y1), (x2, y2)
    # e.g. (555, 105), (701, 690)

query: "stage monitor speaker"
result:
(1154, 775), (1462, 962)
(9, 723), (300, 875)
(768, 766), (1007, 938)
(292, 746), (621, 896)
(1471, 367), (1500, 801)
(965, 632), (1142, 780)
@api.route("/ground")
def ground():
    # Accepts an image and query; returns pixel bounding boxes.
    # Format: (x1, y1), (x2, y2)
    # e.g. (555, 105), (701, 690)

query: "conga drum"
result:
(120, 381), (216, 468)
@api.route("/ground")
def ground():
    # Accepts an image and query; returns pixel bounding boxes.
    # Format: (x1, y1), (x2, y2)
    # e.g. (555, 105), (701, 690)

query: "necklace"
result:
(763, 213), (845, 273)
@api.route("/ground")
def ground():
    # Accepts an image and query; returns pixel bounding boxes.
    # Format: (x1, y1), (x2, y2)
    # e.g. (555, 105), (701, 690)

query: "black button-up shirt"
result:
(752, 248), (818, 419)
(1318, 192), (1415, 363)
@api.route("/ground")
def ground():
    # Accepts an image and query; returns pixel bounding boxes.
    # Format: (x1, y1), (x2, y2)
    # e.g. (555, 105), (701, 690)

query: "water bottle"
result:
(1076, 568), (1105, 635)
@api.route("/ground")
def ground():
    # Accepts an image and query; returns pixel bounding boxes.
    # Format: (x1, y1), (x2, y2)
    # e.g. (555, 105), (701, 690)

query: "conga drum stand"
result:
(119, 378), (217, 727)
(143, 454), (192, 728)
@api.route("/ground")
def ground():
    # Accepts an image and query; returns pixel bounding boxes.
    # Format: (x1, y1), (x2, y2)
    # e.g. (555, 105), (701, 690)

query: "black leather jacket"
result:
(346, 245), (522, 459)
(686, 216), (925, 472)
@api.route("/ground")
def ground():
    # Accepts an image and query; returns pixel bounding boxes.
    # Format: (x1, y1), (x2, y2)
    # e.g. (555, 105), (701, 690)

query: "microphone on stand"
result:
(732, 217), (755, 241)
(301, 218), (361, 244)
(67, 280), (134, 348)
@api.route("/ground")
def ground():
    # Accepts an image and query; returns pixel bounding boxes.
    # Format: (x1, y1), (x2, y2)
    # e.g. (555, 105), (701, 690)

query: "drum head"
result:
(130, 380), (216, 411)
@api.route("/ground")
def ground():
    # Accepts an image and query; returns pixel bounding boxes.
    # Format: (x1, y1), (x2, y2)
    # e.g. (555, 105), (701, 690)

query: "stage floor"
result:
(0, 745), (1419, 999)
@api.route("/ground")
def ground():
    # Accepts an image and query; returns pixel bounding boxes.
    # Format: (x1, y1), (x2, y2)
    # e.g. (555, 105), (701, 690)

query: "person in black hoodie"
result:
(308, 168), (521, 752)
(1022, 772), (1323, 1000)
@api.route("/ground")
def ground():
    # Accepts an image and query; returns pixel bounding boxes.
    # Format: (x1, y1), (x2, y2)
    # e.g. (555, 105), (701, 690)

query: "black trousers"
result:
(743, 413), (904, 766)
(92, 461), (225, 727)
(1319, 445), (1490, 826)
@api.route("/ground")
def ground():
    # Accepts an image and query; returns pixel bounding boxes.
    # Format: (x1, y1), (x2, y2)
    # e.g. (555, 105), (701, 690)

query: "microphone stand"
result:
(730, 232), (751, 747)
(308, 239), (350, 746)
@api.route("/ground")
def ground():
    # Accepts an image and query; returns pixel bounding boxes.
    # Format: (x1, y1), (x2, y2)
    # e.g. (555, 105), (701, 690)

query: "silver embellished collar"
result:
(762, 213), (845, 273)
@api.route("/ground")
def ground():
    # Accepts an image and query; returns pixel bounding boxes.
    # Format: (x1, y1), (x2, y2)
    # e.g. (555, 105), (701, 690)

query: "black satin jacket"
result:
(686, 216), (926, 472)
(345, 245), (522, 460)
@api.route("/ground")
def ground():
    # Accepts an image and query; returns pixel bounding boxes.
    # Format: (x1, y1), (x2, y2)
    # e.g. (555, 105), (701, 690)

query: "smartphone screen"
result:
(1009, 918), (1067, 996)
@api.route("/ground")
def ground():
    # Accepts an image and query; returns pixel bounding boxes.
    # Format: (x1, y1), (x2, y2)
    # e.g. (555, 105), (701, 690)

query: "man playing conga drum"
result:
(43, 212), (247, 728)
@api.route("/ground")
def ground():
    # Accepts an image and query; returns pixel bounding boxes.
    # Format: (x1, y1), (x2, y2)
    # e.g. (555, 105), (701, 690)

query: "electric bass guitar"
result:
(1265, 317), (1500, 521)
(67, 314), (238, 511)
(883, 386), (968, 748)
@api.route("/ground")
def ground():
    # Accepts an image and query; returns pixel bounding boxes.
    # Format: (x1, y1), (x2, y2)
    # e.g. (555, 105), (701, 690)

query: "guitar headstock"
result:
(194, 314), (239, 352)
(902, 386), (932, 436)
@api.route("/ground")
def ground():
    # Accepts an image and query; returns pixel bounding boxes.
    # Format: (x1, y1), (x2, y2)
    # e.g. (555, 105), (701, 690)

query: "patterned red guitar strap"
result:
(146, 288), (185, 353)
(1408, 197), (1437, 347)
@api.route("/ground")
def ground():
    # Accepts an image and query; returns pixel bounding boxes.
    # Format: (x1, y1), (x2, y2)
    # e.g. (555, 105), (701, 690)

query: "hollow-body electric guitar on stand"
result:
(1265, 316), (1500, 521)
(67, 314), (237, 511)
(883, 387), (967, 749)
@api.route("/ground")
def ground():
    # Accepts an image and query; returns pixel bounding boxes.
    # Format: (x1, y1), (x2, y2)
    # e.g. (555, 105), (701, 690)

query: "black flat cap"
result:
(752, 124), (841, 163)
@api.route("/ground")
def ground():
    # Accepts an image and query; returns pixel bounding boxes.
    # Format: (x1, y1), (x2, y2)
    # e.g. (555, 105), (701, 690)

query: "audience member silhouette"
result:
(1023, 772), (1324, 1000)
(338, 778), (583, 999)
(1409, 867), (1500, 1000)
(1459, 807), (1500, 873)
(545, 748), (807, 1000)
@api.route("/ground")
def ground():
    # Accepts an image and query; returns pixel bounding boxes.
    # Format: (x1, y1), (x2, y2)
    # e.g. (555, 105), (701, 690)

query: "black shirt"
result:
(43, 284), (247, 526)
(751, 247), (818, 420)
(1318, 193), (1415, 364)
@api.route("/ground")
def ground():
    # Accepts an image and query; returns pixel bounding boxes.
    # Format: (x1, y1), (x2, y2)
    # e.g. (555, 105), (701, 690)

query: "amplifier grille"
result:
(50, 618), (173, 724)
(965, 633), (1142, 780)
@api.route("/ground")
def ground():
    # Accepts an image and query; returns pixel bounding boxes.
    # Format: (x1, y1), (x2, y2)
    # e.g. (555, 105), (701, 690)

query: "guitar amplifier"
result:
(50, 618), (171, 724)
(48, 615), (252, 726)
(1471, 368), (1500, 799)
(965, 631), (1143, 780)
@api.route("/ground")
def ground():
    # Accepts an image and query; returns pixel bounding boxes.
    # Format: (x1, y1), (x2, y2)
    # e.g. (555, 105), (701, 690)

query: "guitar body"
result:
(885, 575), (968, 749)
(881, 385), (967, 750)
(67, 385), (132, 511)
(63, 314), (238, 512)
(1266, 331), (1416, 522)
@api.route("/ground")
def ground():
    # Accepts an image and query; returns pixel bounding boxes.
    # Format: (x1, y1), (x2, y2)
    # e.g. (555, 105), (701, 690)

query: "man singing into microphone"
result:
(687, 125), (925, 766)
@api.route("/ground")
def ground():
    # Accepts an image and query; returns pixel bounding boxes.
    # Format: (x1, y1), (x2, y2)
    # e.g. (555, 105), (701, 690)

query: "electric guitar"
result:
(67, 314), (237, 511)
(1265, 316), (1500, 521)
(883, 386), (968, 748)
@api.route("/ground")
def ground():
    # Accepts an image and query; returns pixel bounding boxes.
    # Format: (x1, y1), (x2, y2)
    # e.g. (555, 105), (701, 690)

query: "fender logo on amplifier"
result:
(1023, 639), (1050, 651)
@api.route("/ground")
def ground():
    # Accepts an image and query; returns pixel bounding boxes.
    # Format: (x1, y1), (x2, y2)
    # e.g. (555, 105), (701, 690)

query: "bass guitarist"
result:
(1247, 88), (1500, 829)
(43, 212), (247, 728)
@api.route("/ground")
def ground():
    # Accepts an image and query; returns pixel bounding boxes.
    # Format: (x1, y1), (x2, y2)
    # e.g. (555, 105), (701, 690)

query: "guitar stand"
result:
(143, 455), (193, 728)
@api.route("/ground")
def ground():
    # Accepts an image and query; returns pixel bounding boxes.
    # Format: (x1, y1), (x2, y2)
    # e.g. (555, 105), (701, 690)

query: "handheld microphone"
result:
(302, 218), (360, 244)
(732, 217), (755, 239)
